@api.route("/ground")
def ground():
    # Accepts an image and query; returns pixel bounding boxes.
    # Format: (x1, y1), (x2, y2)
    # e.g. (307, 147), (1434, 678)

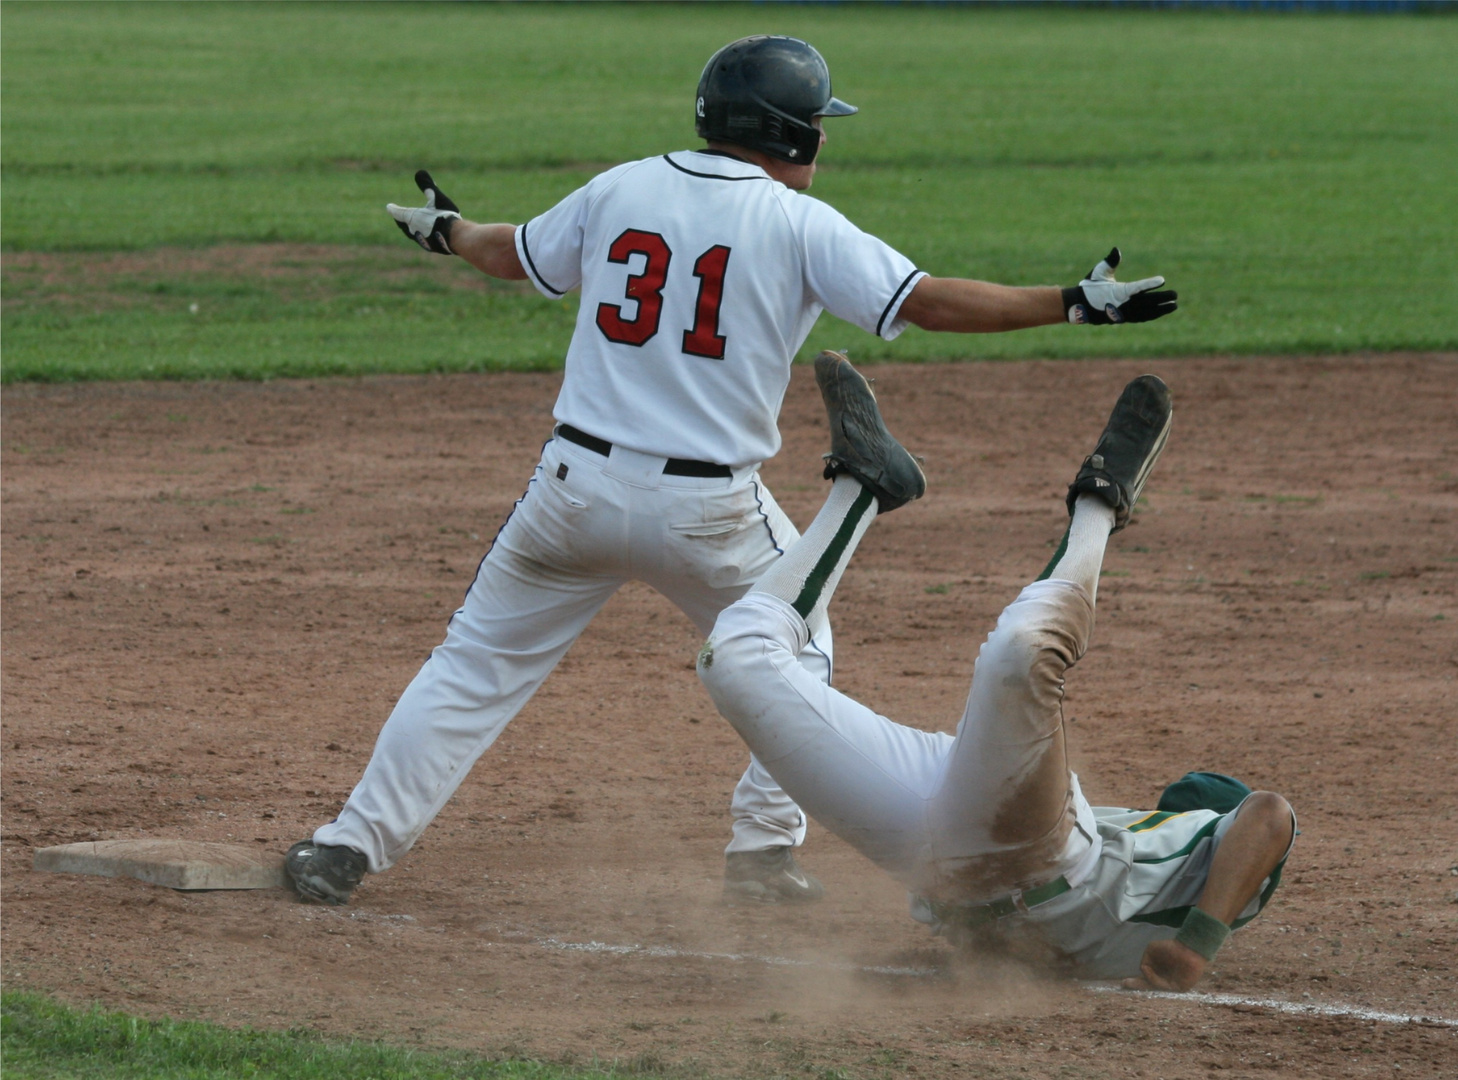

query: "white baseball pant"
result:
(316, 434), (828, 871)
(698, 550), (1101, 904)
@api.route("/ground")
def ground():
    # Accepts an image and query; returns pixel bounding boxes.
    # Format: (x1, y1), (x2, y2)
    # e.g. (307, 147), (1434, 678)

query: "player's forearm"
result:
(898, 277), (1065, 334)
(449, 221), (528, 280)
(1125, 793), (1293, 992)
(1193, 791), (1294, 924)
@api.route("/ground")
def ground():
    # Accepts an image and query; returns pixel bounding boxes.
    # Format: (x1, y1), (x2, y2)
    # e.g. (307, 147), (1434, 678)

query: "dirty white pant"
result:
(698, 579), (1100, 903)
(317, 435), (827, 871)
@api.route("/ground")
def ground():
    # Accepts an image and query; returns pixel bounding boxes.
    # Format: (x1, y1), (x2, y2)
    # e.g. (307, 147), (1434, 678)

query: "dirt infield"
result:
(3, 354), (1455, 1077)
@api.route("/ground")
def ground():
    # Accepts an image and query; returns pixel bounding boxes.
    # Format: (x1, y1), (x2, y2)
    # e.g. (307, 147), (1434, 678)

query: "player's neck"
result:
(699, 146), (755, 165)
(702, 141), (816, 190)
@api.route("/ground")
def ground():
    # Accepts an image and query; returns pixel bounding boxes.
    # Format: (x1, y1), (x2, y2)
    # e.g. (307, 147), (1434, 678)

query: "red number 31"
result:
(595, 229), (731, 361)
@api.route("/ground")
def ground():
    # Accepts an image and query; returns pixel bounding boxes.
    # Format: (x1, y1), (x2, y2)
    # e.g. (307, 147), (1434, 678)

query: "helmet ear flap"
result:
(780, 117), (822, 163)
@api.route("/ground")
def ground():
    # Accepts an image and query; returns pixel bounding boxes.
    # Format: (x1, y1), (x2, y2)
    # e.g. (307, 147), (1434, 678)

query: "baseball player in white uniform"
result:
(287, 36), (1179, 908)
(698, 361), (1295, 990)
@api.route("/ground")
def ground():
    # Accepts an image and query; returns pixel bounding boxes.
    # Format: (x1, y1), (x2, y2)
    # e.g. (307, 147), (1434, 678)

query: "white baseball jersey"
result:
(516, 150), (926, 468)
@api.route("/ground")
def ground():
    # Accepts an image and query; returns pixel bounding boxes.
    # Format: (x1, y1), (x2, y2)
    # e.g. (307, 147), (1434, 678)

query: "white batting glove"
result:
(386, 170), (461, 255)
(1063, 248), (1178, 325)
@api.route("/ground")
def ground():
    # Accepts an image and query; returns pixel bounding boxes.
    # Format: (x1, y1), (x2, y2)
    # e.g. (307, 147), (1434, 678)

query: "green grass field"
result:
(3, 3), (1455, 381)
(0, 991), (676, 1080)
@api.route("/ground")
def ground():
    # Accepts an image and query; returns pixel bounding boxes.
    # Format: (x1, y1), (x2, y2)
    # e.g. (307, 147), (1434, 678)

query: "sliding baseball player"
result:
(698, 358), (1293, 989)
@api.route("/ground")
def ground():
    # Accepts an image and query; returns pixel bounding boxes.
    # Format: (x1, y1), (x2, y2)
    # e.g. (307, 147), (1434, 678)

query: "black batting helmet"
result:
(695, 36), (857, 165)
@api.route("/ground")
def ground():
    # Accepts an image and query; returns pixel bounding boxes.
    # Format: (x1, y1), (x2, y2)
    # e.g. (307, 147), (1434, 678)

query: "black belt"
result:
(557, 424), (731, 478)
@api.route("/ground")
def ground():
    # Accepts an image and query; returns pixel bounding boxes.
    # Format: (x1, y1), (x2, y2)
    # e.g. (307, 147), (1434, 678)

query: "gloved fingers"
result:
(414, 169), (460, 215)
(1119, 289), (1179, 323)
(1084, 247), (1122, 281)
(387, 204), (434, 251)
(1124, 275), (1166, 295)
(393, 218), (430, 251)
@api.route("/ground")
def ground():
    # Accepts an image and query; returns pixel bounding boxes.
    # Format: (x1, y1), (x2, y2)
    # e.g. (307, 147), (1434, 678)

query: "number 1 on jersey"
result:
(682, 245), (730, 360)
(596, 230), (731, 360)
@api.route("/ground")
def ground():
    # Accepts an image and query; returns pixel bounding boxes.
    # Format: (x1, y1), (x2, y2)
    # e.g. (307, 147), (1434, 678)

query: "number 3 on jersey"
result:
(595, 229), (731, 361)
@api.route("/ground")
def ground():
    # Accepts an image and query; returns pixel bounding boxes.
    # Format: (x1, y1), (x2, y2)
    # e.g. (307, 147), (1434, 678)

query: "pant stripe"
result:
(1036, 523), (1071, 582)
(792, 485), (876, 619)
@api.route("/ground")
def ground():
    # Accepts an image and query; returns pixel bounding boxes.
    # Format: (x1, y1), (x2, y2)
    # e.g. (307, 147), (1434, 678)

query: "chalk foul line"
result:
(1084, 983), (1458, 1028)
(536, 937), (937, 978)
(532, 937), (1458, 1028)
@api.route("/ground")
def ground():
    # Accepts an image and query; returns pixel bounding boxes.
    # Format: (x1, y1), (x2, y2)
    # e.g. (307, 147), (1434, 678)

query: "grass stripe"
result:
(0, 991), (651, 1080)
(2, 4), (1455, 380)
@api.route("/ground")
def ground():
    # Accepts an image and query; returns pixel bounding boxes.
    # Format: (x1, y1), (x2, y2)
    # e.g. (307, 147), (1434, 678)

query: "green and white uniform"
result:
(699, 475), (1293, 980)
(912, 800), (1293, 979)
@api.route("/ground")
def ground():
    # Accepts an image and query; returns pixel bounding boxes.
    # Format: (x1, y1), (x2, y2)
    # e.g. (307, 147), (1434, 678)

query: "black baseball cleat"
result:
(1066, 374), (1173, 532)
(815, 350), (926, 512)
(723, 845), (826, 905)
(285, 840), (367, 905)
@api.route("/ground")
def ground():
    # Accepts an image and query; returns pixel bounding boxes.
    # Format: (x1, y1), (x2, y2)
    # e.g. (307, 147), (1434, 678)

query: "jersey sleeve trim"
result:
(875, 269), (926, 338)
(516, 220), (568, 298)
(663, 154), (770, 183)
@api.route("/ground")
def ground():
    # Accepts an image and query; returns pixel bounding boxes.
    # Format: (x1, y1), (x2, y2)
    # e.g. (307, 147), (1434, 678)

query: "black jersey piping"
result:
(697, 149), (754, 164)
(875, 269), (923, 338)
(518, 219), (567, 297)
(663, 154), (768, 182)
